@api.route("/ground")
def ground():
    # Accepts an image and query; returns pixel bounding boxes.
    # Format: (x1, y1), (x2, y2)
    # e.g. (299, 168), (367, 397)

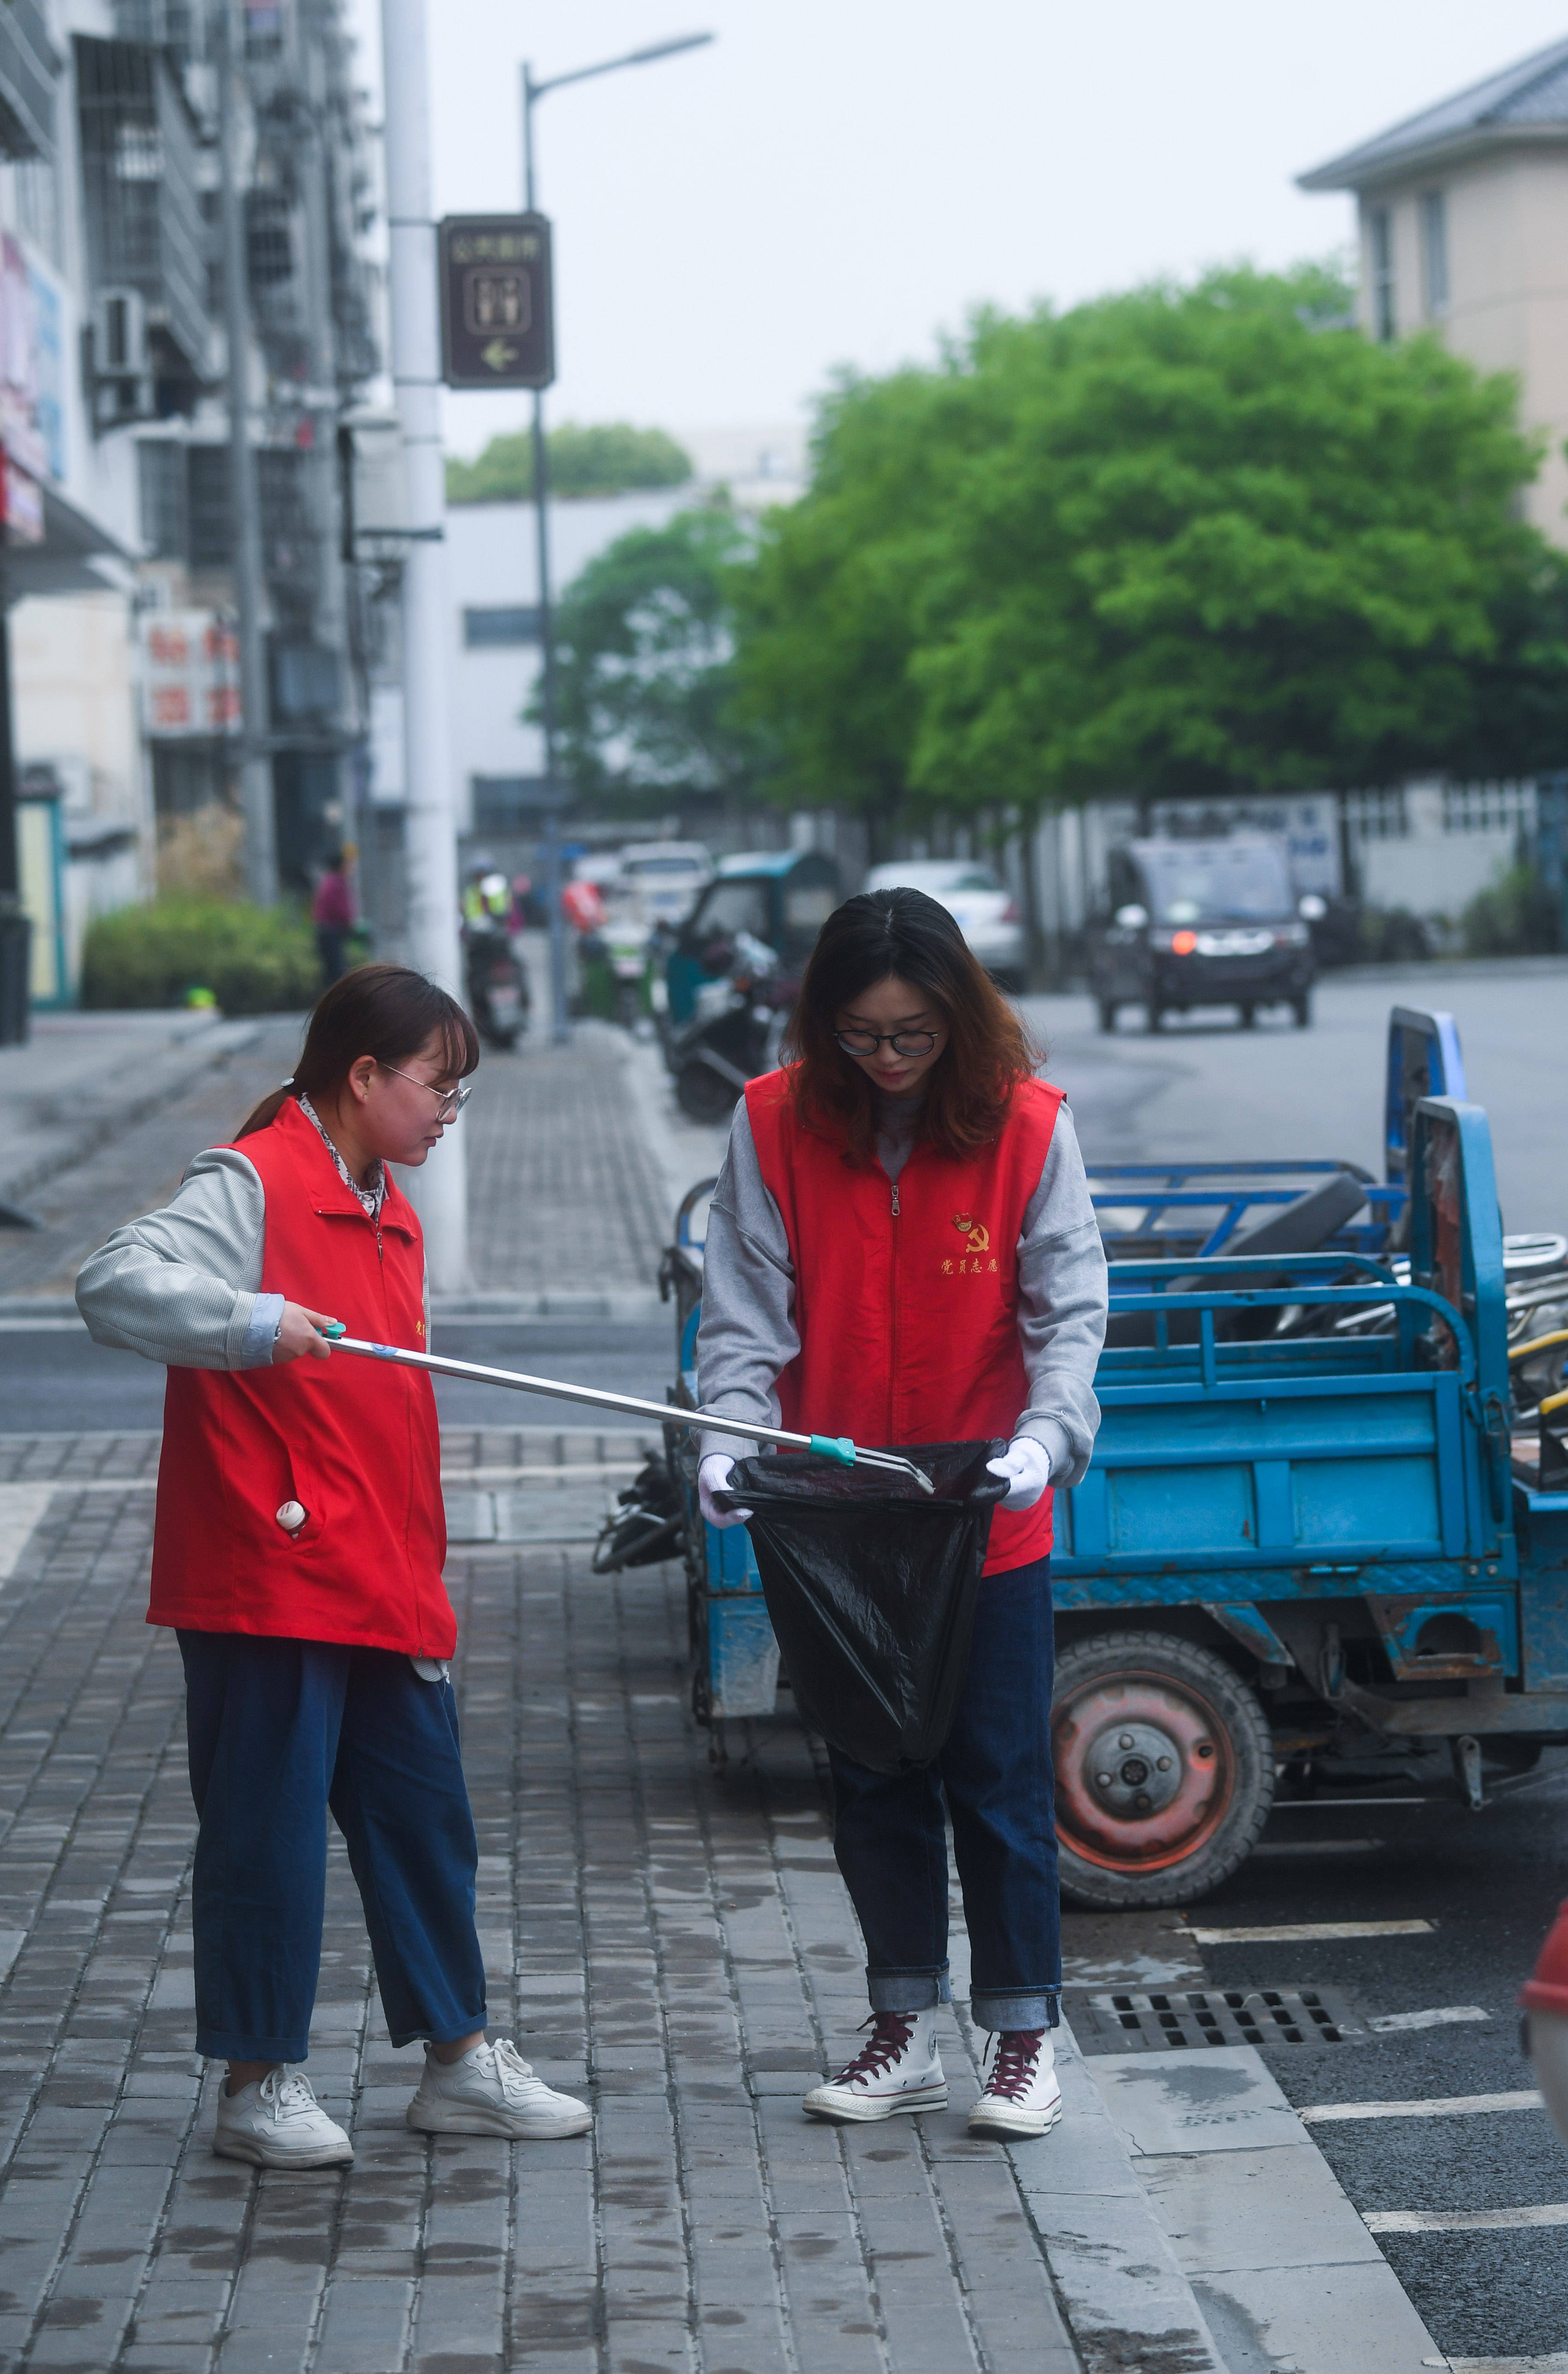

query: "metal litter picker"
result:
(321, 1327), (936, 1492)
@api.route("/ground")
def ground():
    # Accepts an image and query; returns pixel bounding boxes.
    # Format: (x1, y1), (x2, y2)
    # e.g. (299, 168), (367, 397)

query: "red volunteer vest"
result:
(148, 1097), (453, 1656)
(744, 1069), (1063, 1574)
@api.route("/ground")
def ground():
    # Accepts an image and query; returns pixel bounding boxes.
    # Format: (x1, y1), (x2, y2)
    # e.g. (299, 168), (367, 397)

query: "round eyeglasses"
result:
(836, 1029), (942, 1059)
(380, 1063), (474, 1122)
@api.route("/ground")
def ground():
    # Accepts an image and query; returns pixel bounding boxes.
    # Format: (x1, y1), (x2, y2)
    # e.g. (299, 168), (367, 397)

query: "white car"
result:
(616, 842), (714, 929)
(862, 860), (1026, 987)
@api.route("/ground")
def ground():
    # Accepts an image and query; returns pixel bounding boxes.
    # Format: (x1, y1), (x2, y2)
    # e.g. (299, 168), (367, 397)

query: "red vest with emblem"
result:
(743, 1069), (1063, 1574)
(148, 1097), (453, 1655)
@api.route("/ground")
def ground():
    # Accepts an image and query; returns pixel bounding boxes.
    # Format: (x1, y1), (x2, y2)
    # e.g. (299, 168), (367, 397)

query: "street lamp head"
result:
(528, 32), (716, 104)
(624, 34), (716, 66)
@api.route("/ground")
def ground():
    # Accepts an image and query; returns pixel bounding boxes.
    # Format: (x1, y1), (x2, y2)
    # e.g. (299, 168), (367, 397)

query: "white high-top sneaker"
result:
(967, 2028), (1062, 2138)
(802, 2012), (947, 2123)
(212, 2065), (354, 2169)
(406, 2036), (591, 2139)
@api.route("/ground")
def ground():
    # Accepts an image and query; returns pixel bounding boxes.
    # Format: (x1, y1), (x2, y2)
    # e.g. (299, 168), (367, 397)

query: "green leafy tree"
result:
(445, 421), (693, 504)
(544, 505), (766, 802)
(733, 267), (1568, 824)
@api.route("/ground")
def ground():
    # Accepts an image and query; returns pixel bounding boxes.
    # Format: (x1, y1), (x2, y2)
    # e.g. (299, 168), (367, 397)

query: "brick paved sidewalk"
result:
(0, 1461), (1219, 2374)
(0, 1014), (672, 1304)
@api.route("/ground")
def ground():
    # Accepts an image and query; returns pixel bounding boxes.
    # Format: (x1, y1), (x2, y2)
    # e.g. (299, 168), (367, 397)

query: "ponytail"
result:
(237, 963), (478, 1139)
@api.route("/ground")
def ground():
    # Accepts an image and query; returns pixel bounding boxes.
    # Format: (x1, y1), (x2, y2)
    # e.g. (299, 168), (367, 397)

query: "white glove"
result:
(699, 1453), (752, 1530)
(985, 1437), (1053, 1510)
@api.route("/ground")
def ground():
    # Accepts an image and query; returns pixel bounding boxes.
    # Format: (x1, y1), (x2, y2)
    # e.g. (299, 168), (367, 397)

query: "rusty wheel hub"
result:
(1054, 1673), (1234, 1873)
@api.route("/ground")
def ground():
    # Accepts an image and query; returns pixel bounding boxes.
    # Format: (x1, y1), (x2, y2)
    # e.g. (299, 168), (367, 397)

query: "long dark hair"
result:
(783, 888), (1038, 1161)
(237, 962), (479, 1139)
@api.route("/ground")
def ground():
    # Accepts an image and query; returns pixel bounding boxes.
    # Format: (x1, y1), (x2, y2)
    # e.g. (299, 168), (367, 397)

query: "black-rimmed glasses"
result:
(836, 1029), (942, 1058)
(380, 1064), (474, 1122)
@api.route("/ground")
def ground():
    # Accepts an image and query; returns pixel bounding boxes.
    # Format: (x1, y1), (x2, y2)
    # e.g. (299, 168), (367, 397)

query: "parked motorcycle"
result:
(665, 928), (787, 1122)
(464, 927), (529, 1050)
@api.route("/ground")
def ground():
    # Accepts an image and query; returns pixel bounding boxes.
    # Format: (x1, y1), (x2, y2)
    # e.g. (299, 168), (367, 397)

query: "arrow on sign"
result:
(481, 339), (520, 373)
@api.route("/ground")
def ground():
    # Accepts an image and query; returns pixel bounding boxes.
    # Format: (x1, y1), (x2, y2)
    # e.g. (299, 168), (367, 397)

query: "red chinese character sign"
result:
(439, 215), (554, 390)
(141, 611), (243, 739)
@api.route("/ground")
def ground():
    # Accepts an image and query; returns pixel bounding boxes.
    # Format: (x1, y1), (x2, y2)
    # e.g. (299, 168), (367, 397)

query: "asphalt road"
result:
(0, 1318), (673, 1438)
(1095, 1754), (1568, 2364)
(1022, 960), (1568, 1236)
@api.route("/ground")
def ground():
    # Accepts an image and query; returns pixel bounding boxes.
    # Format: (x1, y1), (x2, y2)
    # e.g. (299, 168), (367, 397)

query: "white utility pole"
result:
(217, 0), (276, 907)
(379, 0), (468, 1288)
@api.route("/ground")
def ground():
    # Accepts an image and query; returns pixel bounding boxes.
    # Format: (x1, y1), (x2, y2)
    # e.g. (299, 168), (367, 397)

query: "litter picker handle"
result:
(321, 1329), (934, 1491)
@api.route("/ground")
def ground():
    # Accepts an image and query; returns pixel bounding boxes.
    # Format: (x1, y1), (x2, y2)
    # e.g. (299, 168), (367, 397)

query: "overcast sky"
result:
(345, 0), (1568, 457)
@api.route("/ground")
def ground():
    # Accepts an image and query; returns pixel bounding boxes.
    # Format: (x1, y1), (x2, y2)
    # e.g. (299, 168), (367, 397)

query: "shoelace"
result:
(832, 2013), (916, 2085)
(260, 2065), (318, 2116)
(489, 2038), (537, 2096)
(984, 2029), (1046, 2102)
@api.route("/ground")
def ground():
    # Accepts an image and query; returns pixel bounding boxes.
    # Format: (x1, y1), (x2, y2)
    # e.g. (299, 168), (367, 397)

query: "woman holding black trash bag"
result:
(695, 889), (1107, 2138)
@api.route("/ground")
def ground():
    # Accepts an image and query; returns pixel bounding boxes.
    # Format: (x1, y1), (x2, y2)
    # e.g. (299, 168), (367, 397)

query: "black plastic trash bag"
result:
(722, 1440), (1007, 1775)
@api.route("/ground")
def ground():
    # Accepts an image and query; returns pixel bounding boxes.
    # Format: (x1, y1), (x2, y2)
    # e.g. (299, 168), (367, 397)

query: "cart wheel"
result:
(676, 1062), (739, 1123)
(1052, 1632), (1274, 1908)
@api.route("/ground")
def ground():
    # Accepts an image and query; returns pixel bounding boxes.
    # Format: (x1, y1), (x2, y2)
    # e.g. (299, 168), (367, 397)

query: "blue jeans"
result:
(178, 1631), (487, 2063)
(826, 1555), (1060, 2032)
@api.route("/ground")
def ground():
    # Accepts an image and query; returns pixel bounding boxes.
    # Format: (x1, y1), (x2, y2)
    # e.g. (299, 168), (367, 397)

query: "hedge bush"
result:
(1461, 864), (1560, 958)
(81, 897), (320, 1014)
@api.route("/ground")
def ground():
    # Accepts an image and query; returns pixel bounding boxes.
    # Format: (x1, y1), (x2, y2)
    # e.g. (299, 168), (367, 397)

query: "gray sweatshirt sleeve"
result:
(1011, 1103), (1107, 1487)
(693, 1092), (1108, 1485)
(694, 1102), (797, 1463)
(75, 1146), (284, 1371)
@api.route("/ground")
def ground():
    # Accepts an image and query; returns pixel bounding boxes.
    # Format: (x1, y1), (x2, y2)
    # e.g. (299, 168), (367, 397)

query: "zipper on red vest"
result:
(888, 1172), (900, 1436)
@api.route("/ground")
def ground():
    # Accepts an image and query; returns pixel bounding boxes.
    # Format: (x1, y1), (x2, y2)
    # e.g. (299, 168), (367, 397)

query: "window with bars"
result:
(1345, 787), (1408, 841)
(1421, 190), (1449, 320)
(1442, 780), (1534, 835)
(137, 441), (188, 558)
(75, 34), (209, 384)
(1369, 206), (1396, 343)
(188, 447), (232, 570)
(463, 606), (543, 647)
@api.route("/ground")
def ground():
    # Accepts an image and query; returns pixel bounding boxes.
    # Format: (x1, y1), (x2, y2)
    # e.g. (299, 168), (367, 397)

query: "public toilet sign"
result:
(438, 214), (554, 389)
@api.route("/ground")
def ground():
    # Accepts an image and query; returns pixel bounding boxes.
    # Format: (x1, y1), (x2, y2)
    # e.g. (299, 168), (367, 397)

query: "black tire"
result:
(676, 1061), (739, 1124)
(1052, 1631), (1275, 1909)
(1292, 993), (1312, 1028)
(1097, 1001), (1117, 1034)
(1146, 1002), (1164, 1034)
(1239, 1003), (1256, 1029)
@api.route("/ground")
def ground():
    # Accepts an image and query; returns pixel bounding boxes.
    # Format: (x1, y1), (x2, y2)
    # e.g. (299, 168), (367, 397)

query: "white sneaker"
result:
(405, 2036), (592, 2139)
(802, 2012), (947, 2123)
(212, 2065), (354, 2169)
(967, 2028), (1062, 2138)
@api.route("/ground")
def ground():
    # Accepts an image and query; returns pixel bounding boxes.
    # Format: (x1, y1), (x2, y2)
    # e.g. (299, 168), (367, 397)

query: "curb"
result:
(1009, 2019), (1228, 2374)
(0, 1015), (268, 1209)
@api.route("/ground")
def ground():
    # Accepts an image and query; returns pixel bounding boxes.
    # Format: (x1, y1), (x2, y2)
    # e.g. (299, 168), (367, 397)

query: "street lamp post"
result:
(519, 33), (713, 1045)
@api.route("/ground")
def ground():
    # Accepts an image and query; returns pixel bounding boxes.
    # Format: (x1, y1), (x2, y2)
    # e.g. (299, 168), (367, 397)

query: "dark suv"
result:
(1087, 836), (1319, 1032)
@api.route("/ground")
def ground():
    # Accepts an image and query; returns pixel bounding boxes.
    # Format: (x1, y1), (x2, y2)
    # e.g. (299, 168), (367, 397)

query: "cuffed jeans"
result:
(178, 1631), (487, 2064)
(826, 1555), (1061, 2032)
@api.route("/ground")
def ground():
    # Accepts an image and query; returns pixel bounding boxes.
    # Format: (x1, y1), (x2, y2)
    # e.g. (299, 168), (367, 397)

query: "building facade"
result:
(1301, 37), (1568, 547)
(5, 0), (383, 1009)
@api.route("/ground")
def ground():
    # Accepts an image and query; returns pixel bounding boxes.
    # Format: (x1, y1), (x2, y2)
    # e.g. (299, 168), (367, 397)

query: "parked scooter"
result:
(665, 928), (787, 1122)
(465, 927), (529, 1049)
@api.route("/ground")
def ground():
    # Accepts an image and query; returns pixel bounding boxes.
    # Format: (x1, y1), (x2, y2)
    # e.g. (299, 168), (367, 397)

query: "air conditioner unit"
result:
(93, 288), (150, 380)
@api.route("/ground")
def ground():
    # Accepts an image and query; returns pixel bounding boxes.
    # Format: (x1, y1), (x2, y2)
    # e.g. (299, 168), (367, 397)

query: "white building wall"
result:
(443, 489), (696, 828)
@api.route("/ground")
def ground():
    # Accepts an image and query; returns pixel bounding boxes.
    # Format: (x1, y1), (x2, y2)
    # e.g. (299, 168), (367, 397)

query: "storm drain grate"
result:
(1065, 1986), (1365, 2054)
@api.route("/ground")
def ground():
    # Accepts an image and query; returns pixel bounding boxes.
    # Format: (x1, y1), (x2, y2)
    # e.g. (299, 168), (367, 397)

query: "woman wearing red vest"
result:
(77, 964), (589, 2170)
(695, 890), (1106, 2138)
